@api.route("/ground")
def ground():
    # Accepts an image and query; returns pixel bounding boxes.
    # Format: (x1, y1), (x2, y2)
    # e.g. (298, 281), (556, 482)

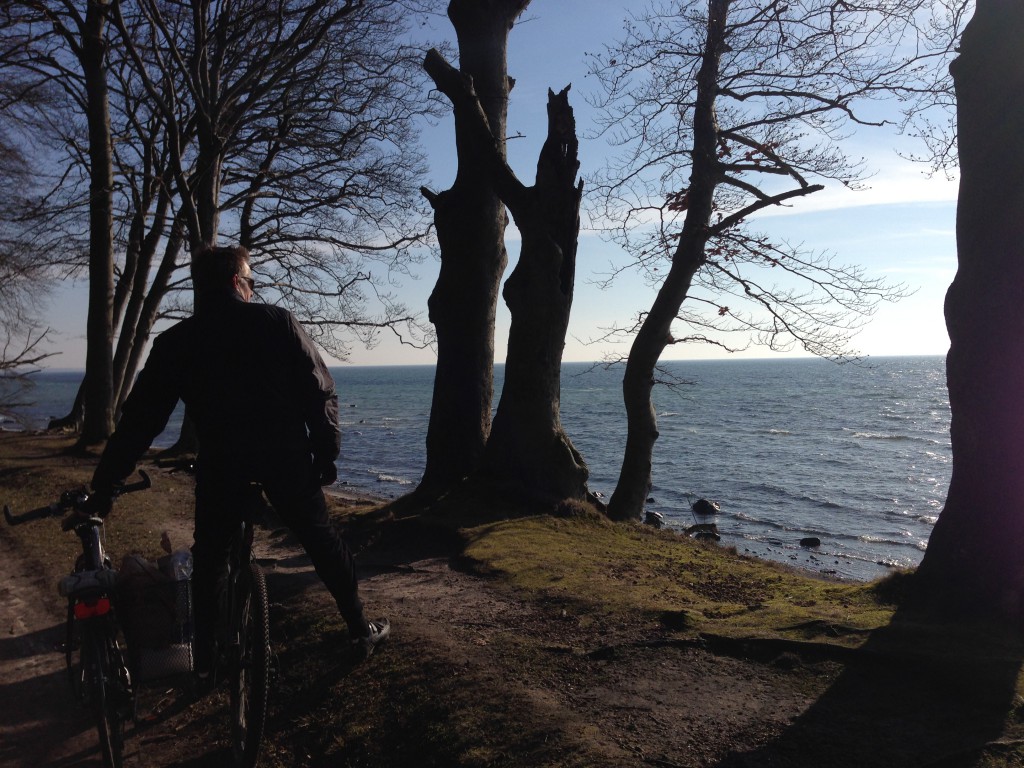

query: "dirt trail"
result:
(0, 542), (101, 768)
(0, 511), (825, 768)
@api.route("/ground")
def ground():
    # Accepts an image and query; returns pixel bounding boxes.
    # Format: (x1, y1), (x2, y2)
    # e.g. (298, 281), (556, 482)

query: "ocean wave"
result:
(848, 431), (946, 447)
(735, 483), (850, 514)
(850, 431), (912, 441)
(883, 508), (940, 526)
(721, 513), (834, 541)
(881, 412), (913, 422)
(375, 473), (413, 486)
(857, 533), (929, 552)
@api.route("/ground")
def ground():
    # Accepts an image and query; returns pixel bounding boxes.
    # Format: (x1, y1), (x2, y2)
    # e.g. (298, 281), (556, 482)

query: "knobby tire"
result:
(230, 562), (270, 768)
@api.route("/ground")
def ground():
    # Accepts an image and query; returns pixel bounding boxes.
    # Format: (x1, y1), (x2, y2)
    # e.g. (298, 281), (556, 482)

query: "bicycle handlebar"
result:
(118, 470), (152, 495)
(3, 470), (152, 527)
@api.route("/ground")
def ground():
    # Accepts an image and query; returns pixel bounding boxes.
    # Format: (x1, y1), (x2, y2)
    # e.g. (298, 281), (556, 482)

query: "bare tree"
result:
(416, 0), (529, 500)
(0, 131), (56, 415)
(2, 0), (439, 438)
(0, 248), (55, 421)
(590, 0), (919, 521)
(3, 0), (119, 444)
(111, 0), (438, 348)
(1, 0), (119, 443)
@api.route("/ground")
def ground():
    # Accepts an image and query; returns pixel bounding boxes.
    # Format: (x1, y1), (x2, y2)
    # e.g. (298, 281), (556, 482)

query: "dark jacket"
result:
(93, 295), (340, 490)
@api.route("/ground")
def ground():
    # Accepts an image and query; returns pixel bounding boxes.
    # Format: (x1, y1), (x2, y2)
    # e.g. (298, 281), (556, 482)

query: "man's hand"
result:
(316, 459), (338, 487)
(82, 491), (113, 518)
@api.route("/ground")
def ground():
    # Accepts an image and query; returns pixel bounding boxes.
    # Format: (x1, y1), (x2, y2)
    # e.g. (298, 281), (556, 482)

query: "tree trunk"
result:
(607, 0), (729, 521)
(48, 381), (86, 432)
(481, 87), (589, 504)
(416, 0), (529, 499)
(115, 228), (177, 417)
(112, 188), (171, 412)
(193, 142), (221, 247)
(914, 0), (1024, 619)
(78, 0), (116, 446)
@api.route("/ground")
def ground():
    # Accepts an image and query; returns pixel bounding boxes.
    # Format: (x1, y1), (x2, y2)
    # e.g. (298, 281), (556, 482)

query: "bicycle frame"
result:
(60, 520), (120, 697)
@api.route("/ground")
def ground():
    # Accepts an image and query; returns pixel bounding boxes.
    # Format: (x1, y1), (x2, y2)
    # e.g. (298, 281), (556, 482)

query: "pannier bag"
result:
(116, 551), (194, 681)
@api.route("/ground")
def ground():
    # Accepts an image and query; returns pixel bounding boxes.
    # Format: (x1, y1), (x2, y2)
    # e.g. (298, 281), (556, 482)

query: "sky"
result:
(40, 0), (960, 369)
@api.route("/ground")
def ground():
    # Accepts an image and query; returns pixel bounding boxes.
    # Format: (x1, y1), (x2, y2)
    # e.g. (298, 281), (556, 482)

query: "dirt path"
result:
(0, 541), (102, 768)
(0, 511), (829, 768)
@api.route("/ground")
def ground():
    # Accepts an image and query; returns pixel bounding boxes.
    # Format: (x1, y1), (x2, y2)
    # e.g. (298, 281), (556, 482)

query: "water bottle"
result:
(169, 550), (193, 645)
(169, 550), (193, 580)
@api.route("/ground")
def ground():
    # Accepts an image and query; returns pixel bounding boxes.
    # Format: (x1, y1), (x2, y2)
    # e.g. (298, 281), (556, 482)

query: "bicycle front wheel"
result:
(230, 562), (270, 768)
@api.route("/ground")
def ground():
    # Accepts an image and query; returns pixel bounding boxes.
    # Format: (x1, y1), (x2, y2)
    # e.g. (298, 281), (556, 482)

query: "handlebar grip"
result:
(4, 502), (62, 526)
(115, 470), (151, 496)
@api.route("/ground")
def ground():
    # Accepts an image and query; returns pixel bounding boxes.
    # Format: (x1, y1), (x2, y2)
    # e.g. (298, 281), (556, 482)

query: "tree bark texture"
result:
(481, 87), (589, 504)
(607, 0), (729, 521)
(417, 0), (529, 499)
(79, 0), (116, 445)
(915, 0), (1024, 618)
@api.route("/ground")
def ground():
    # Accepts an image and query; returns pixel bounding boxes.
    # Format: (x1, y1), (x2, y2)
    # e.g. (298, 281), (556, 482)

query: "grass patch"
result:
(460, 513), (896, 646)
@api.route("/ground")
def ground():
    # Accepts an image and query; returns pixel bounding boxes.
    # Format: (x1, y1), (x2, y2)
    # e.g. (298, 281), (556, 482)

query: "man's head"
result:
(191, 245), (254, 302)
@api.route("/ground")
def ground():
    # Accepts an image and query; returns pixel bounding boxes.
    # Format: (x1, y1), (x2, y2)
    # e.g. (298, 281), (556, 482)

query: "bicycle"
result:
(6, 474), (272, 768)
(217, 497), (271, 768)
(4, 471), (151, 768)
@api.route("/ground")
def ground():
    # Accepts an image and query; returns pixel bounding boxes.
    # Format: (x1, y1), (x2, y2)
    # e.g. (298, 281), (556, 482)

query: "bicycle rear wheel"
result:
(87, 628), (131, 768)
(229, 562), (270, 768)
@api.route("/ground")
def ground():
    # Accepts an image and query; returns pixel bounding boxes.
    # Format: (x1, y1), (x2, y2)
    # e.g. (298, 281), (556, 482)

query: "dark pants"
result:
(190, 461), (367, 671)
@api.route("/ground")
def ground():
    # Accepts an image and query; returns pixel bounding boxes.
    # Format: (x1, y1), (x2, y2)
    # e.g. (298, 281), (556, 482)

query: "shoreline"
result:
(0, 429), (894, 584)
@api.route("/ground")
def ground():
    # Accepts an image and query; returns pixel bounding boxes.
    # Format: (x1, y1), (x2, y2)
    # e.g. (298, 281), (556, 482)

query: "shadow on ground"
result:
(720, 608), (1024, 768)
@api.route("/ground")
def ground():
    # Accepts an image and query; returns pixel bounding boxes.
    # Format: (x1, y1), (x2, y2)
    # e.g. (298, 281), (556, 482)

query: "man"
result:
(87, 244), (389, 667)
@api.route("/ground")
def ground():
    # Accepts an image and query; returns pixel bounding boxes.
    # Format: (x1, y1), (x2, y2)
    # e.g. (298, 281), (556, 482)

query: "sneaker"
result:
(351, 618), (391, 662)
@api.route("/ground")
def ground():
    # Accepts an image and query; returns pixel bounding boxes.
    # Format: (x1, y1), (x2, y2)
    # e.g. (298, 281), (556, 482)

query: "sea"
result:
(2, 356), (950, 583)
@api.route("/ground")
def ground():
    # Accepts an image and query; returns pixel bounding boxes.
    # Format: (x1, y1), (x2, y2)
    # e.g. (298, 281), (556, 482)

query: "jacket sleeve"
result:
(92, 334), (181, 493)
(287, 313), (341, 465)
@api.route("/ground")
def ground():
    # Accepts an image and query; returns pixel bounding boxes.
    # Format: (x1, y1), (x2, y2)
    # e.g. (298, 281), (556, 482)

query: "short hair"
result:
(191, 245), (249, 295)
